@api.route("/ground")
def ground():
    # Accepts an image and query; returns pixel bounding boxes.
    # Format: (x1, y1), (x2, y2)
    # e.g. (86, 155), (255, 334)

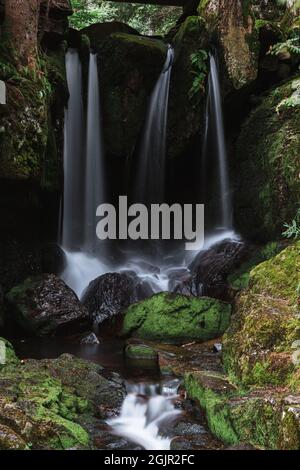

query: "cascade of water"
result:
(107, 381), (181, 450)
(84, 53), (104, 252)
(135, 46), (174, 206)
(62, 49), (85, 250)
(61, 50), (108, 296)
(204, 53), (232, 230)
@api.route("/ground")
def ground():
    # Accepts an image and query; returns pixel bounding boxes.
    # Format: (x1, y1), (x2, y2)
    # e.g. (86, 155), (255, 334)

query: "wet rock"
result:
(81, 333), (100, 345)
(125, 343), (158, 361)
(6, 274), (89, 336)
(213, 343), (222, 353)
(82, 272), (151, 328)
(174, 239), (250, 301)
(122, 292), (231, 345)
(82, 21), (139, 48)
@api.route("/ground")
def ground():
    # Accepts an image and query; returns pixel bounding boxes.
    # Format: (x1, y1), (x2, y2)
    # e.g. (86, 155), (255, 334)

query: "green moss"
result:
(223, 242), (300, 389)
(125, 344), (158, 360)
(122, 292), (231, 344)
(235, 78), (300, 240)
(184, 370), (299, 449)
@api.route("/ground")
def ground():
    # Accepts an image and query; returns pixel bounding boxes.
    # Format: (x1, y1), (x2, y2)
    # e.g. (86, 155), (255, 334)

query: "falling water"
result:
(107, 382), (181, 450)
(84, 53), (104, 252)
(62, 49), (85, 250)
(205, 54), (232, 230)
(135, 46), (174, 205)
(61, 50), (108, 295)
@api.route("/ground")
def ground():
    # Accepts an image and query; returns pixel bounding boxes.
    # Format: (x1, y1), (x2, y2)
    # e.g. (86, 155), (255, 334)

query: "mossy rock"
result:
(184, 369), (300, 449)
(0, 344), (124, 450)
(234, 77), (300, 241)
(125, 343), (158, 361)
(0, 337), (20, 370)
(122, 292), (231, 344)
(223, 242), (300, 389)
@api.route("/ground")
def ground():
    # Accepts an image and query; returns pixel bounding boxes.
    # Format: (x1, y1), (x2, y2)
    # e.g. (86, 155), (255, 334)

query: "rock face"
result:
(0, 340), (124, 450)
(185, 369), (300, 450)
(234, 78), (300, 241)
(98, 33), (167, 159)
(82, 272), (145, 327)
(39, 0), (73, 48)
(198, 0), (259, 91)
(122, 292), (231, 344)
(167, 16), (208, 159)
(6, 274), (89, 336)
(223, 242), (300, 389)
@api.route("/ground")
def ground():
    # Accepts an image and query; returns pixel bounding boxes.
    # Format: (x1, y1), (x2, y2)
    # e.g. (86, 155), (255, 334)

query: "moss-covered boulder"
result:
(122, 292), (231, 344)
(198, 0), (259, 92)
(0, 343), (124, 450)
(223, 242), (300, 389)
(234, 77), (300, 241)
(125, 343), (158, 361)
(98, 33), (167, 159)
(185, 369), (300, 449)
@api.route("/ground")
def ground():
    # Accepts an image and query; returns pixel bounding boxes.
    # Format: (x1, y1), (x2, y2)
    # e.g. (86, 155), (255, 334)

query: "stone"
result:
(80, 333), (100, 345)
(122, 292), (231, 344)
(125, 343), (158, 361)
(6, 274), (89, 336)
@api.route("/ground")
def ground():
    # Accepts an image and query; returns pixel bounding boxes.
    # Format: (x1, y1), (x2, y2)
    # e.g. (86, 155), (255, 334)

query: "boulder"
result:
(234, 78), (300, 241)
(125, 343), (158, 361)
(0, 344), (124, 450)
(182, 239), (250, 301)
(122, 292), (231, 344)
(6, 274), (89, 336)
(223, 242), (300, 389)
(82, 272), (152, 327)
(82, 21), (139, 48)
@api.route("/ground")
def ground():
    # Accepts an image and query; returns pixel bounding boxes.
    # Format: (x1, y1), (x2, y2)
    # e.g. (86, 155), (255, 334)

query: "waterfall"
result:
(204, 53), (232, 230)
(62, 49), (85, 250)
(61, 50), (108, 297)
(107, 381), (181, 450)
(135, 46), (174, 205)
(84, 53), (105, 252)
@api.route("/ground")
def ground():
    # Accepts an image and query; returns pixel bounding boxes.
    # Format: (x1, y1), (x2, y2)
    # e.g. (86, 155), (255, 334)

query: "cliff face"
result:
(198, 0), (259, 92)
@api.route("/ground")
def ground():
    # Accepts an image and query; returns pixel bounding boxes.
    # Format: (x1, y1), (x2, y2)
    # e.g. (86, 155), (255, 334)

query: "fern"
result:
(189, 50), (208, 101)
(282, 209), (300, 240)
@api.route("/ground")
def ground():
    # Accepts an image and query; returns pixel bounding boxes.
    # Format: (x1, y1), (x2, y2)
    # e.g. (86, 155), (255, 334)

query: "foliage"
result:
(188, 50), (208, 101)
(283, 209), (300, 239)
(269, 36), (300, 58)
(69, 0), (182, 35)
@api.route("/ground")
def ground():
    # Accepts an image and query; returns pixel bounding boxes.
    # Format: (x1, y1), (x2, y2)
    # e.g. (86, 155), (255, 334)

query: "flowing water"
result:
(135, 46), (174, 205)
(107, 381), (181, 450)
(204, 54), (232, 230)
(62, 49), (85, 250)
(58, 48), (237, 450)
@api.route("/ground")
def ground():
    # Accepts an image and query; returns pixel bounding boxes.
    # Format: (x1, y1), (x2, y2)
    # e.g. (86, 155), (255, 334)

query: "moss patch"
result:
(122, 292), (231, 344)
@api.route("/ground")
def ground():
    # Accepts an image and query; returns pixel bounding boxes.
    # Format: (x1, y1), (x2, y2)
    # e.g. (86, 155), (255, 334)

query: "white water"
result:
(84, 53), (104, 252)
(206, 54), (232, 229)
(62, 50), (84, 250)
(135, 46), (174, 205)
(107, 382), (181, 450)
